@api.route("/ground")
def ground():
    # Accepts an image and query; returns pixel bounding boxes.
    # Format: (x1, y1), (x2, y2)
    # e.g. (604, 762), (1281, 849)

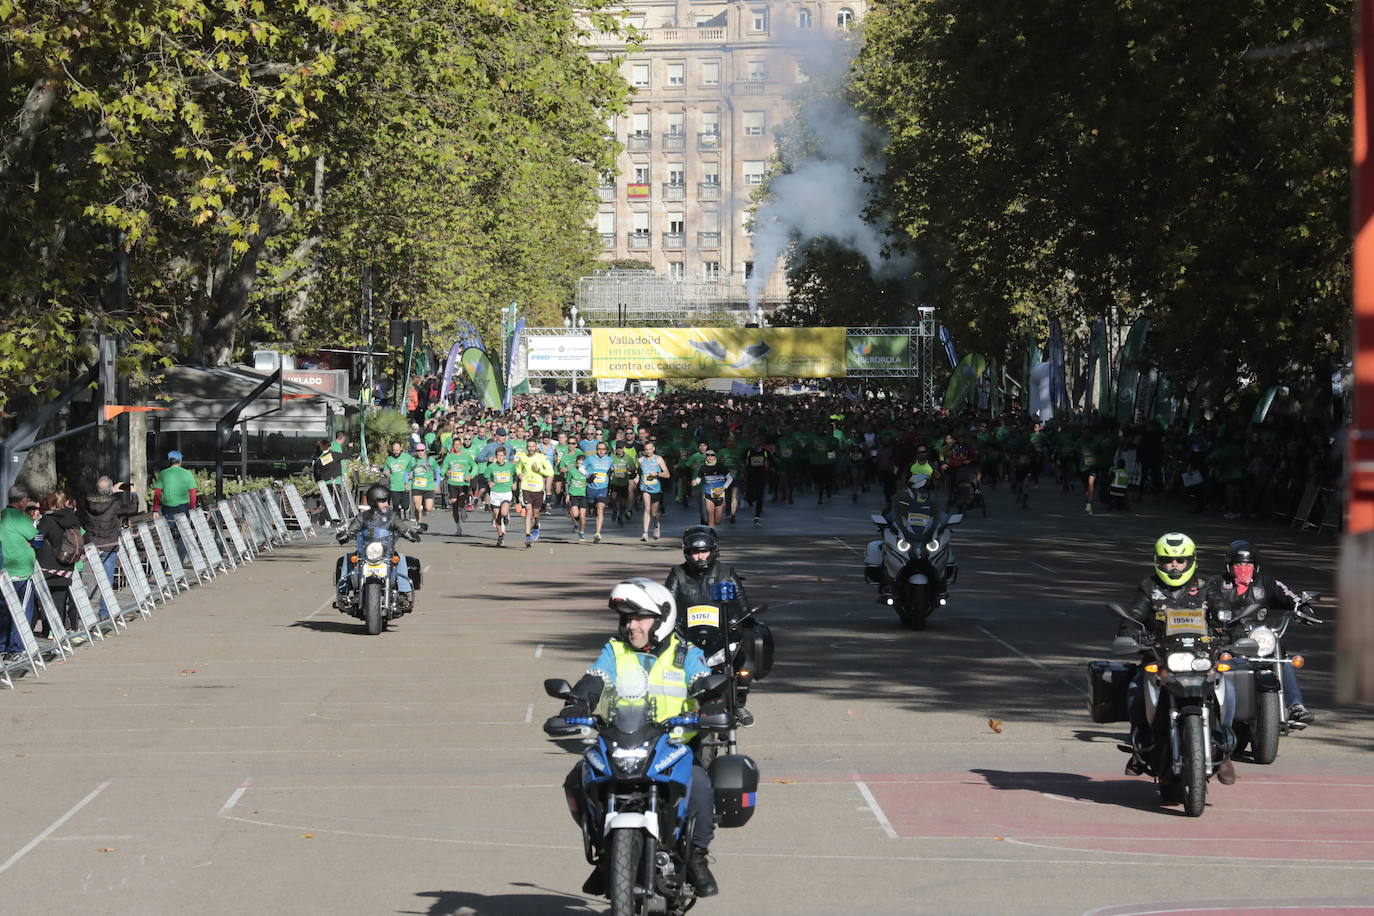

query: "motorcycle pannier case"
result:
(1086, 660), (1137, 723)
(405, 555), (422, 590)
(746, 621), (775, 681)
(708, 754), (759, 828)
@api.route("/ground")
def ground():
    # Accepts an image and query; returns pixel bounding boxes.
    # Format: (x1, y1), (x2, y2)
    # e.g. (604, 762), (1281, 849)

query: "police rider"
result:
(1118, 532), (1236, 785)
(665, 525), (756, 727)
(555, 578), (720, 898)
(1205, 539), (1318, 725)
(334, 484), (422, 606)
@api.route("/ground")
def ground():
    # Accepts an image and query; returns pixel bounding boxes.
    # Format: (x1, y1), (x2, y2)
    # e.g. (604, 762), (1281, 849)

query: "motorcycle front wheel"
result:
(362, 581), (383, 636)
(1181, 714), (1207, 817)
(1251, 690), (1281, 765)
(609, 828), (645, 916)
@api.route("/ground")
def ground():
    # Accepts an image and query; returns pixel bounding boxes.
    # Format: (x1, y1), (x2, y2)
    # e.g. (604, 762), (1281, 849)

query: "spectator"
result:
(153, 450), (197, 519)
(81, 476), (138, 619)
(35, 490), (83, 631)
(0, 485), (39, 661)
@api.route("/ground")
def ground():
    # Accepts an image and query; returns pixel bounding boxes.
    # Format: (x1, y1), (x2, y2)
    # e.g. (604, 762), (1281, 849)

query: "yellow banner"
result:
(592, 327), (846, 378)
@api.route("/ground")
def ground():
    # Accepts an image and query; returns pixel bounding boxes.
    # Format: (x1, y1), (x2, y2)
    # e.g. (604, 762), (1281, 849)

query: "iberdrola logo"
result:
(851, 341), (873, 357)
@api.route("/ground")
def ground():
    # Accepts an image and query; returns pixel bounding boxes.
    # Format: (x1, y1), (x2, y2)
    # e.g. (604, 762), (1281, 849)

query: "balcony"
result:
(697, 181), (721, 200)
(599, 232), (615, 249)
(627, 183), (651, 199)
(732, 80), (768, 96)
(627, 232), (652, 250)
(626, 134), (651, 151)
(597, 184), (615, 202)
(661, 132), (686, 151)
(583, 26), (727, 47)
(697, 131), (720, 150)
(662, 182), (686, 200)
(697, 231), (721, 248)
(662, 232), (685, 250)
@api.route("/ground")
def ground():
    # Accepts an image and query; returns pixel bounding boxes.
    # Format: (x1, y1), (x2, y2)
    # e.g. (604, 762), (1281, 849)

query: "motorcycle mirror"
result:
(749, 604), (768, 617)
(544, 678), (573, 700)
(1104, 602), (1136, 624)
(869, 513), (888, 527)
(1111, 636), (1141, 656)
(689, 673), (729, 700)
(947, 513), (964, 526)
(1232, 637), (1260, 656)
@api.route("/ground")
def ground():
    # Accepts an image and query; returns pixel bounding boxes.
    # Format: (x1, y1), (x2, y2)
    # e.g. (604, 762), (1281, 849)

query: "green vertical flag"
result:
(944, 353), (986, 411)
(461, 346), (505, 410)
(1115, 318), (1150, 425)
(1251, 385), (1281, 424)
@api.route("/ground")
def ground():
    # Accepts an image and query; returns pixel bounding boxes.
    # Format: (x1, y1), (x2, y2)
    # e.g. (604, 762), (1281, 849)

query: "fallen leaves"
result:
(179, 669), (197, 675)
(99, 847), (116, 853)
(300, 833), (313, 839)
(772, 779), (795, 784)
(987, 718), (1003, 734)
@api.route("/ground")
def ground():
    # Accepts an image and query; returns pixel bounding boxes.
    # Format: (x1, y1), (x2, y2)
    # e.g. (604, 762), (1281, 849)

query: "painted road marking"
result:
(0, 781), (111, 875)
(976, 623), (1090, 698)
(218, 777), (253, 816)
(854, 777), (899, 840)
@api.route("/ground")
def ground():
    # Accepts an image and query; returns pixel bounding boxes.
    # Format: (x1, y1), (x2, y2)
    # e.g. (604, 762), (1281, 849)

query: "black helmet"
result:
(365, 483), (391, 511)
(681, 525), (718, 574)
(1225, 540), (1259, 578)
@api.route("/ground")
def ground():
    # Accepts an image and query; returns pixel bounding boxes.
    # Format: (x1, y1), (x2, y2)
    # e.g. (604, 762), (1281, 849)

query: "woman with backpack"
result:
(35, 490), (84, 632)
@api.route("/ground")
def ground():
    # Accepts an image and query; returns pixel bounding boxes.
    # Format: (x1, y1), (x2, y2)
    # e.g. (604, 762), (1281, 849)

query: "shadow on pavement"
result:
(971, 768), (1180, 815)
(409, 886), (597, 915)
(289, 619), (363, 634)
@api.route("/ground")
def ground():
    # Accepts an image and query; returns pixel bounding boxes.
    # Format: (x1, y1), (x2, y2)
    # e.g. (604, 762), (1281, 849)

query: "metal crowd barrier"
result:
(1, 484), (323, 689)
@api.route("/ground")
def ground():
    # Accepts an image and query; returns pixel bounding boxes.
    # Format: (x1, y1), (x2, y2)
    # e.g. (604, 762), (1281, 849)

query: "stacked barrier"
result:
(1, 484), (326, 688)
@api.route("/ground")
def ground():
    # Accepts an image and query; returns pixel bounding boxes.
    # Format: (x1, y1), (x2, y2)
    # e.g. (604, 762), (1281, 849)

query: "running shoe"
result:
(593, 533), (601, 543)
(525, 535), (532, 548)
(753, 517), (761, 527)
(640, 533), (648, 543)
(531, 527), (540, 544)
(653, 523), (661, 540)
(578, 530), (585, 541)
(496, 534), (504, 547)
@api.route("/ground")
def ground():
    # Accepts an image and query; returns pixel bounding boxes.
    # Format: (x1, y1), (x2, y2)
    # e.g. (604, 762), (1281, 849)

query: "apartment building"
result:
(587, 0), (865, 310)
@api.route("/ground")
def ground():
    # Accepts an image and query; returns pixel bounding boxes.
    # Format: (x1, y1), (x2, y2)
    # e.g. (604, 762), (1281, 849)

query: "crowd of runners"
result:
(337, 389), (1343, 545)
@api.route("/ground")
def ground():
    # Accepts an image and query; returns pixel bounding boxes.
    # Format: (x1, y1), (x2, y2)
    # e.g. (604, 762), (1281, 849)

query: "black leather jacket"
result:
(1120, 574), (1213, 638)
(665, 560), (749, 633)
(1206, 573), (1300, 618)
(339, 507), (421, 541)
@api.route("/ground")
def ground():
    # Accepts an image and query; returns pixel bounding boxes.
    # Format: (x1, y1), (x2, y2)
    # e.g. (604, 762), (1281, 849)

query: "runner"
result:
(583, 441), (613, 543)
(692, 449), (731, 528)
(566, 452), (590, 541)
(483, 446), (516, 547)
(742, 433), (775, 526)
(636, 440), (670, 542)
(383, 440), (415, 518)
(440, 438), (477, 535)
(516, 439), (555, 548)
(409, 443), (439, 527)
(609, 442), (635, 525)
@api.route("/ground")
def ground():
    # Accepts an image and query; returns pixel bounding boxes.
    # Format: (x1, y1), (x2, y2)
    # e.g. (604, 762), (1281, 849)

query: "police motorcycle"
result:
(681, 586), (773, 765)
(544, 669), (756, 916)
(1219, 591), (1322, 765)
(334, 496), (423, 635)
(864, 475), (962, 629)
(1096, 602), (1260, 817)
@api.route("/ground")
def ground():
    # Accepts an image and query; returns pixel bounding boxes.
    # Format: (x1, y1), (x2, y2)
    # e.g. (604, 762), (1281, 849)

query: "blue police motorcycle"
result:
(545, 670), (748, 916)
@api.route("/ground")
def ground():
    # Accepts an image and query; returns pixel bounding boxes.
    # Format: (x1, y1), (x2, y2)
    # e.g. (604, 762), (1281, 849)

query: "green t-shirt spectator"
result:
(155, 465), (197, 508)
(329, 440), (346, 483)
(385, 453), (415, 491)
(0, 506), (38, 579)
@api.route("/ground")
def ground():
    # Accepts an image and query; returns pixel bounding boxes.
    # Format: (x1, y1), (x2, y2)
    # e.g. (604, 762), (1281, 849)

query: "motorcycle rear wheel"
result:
(1181, 714), (1207, 817)
(363, 582), (383, 636)
(609, 828), (645, 916)
(1250, 690), (1281, 765)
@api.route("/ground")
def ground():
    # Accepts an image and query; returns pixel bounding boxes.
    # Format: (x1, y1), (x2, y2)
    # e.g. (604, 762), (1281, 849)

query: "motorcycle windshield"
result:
(599, 664), (657, 736)
(356, 526), (397, 553)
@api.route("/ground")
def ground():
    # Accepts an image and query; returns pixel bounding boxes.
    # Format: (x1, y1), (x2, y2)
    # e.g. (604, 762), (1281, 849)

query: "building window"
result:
(597, 211), (615, 234)
(703, 261), (721, 280)
(836, 8), (854, 28)
(701, 60), (720, 86)
(747, 60), (767, 82)
(744, 260), (754, 278)
(798, 8), (812, 29)
(750, 9), (768, 32)
(631, 113), (650, 137)
(701, 164), (720, 185)
(743, 111), (765, 136)
(702, 111), (720, 135)
(667, 213), (685, 233)
(632, 211), (650, 233)
(633, 164), (650, 184)
(667, 62), (685, 86)
(667, 112), (685, 135)
(744, 160), (766, 185)
(631, 63), (650, 88)
(668, 164), (685, 185)
(668, 262), (684, 279)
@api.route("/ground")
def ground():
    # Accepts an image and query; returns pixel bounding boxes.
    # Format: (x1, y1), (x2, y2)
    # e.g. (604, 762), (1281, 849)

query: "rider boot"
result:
(582, 860), (607, 897)
(687, 847), (718, 897)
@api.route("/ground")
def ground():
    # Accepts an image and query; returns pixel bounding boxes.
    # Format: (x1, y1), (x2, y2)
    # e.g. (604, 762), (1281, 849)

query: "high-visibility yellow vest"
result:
(609, 634), (697, 741)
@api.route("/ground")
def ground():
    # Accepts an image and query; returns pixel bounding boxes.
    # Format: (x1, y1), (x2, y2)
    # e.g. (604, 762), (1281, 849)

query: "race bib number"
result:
(686, 605), (720, 628)
(1165, 608), (1206, 636)
(448, 470), (468, 484)
(591, 471), (607, 486)
(826, 451), (836, 460)
(750, 456), (765, 467)
(906, 513), (931, 528)
(780, 448), (792, 458)
(493, 470), (511, 485)
(612, 468), (627, 479)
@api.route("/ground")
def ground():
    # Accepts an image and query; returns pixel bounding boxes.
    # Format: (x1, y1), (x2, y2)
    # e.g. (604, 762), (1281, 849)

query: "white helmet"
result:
(908, 473), (932, 493)
(609, 577), (678, 649)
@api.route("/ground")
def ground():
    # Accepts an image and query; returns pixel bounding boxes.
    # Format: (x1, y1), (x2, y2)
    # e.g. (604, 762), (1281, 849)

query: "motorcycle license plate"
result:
(686, 605), (720, 628)
(1165, 608), (1206, 636)
(363, 562), (388, 576)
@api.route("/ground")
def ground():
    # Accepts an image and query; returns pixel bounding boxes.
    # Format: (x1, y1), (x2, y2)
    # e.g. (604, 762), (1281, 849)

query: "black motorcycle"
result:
(1097, 602), (1258, 817)
(335, 523), (422, 635)
(864, 503), (962, 629)
(1219, 592), (1322, 765)
(681, 592), (773, 765)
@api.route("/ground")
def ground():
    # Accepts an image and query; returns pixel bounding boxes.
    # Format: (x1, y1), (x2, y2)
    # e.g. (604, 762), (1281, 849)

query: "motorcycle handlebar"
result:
(666, 716), (700, 728)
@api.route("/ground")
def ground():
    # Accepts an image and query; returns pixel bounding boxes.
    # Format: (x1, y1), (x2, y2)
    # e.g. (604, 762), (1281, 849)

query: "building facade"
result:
(586, 0), (865, 312)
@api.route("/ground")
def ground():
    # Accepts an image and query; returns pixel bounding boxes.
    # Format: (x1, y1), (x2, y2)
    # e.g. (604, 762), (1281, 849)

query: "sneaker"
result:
(653, 524), (661, 540)
(496, 534), (504, 547)
(578, 531), (585, 541)
(1084, 503), (1093, 515)
(1288, 704), (1316, 724)
(593, 533), (602, 543)
(736, 707), (755, 728)
(531, 528), (540, 544)
(753, 517), (761, 527)
(1216, 758), (1236, 785)
(640, 534), (648, 543)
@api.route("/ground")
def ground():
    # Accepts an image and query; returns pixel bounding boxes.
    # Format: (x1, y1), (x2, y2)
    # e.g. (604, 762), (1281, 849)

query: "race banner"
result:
(596, 377), (628, 393)
(528, 335), (593, 371)
(939, 326), (958, 369)
(440, 320), (484, 402)
(1086, 318), (1111, 412)
(943, 353), (986, 411)
(846, 334), (911, 371)
(591, 327), (845, 379)
(1048, 318), (1069, 409)
(502, 316), (525, 410)
(1115, 317), (1151, 425)
(461, 346), (504, 410)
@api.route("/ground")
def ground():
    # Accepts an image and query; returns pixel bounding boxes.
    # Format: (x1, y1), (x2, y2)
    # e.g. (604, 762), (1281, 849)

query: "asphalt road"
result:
(3, 481), (1373, 916)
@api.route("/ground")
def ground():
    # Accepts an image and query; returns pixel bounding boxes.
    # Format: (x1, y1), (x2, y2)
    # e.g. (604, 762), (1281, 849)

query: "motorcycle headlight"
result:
(1250, 626), (1277, 657)
(1167, 651), (1210, 673)
(610, 746), (649, 774)
(926, 538), (941, 553)
(364, 542), (385, 561)
(705, 648), (726, 666)
(895, 539), (910, 554)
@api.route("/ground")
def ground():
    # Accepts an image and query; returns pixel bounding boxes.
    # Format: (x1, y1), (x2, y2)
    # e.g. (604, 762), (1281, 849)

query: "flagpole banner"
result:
(944, 353), (986, 411)
(439, 342), (463, 403)
(592, 327), (846, 379)
(846, 334), (912, 371)
(1252, 384), (1280, 424)
(1115, 317), (1151, 425)
(502, 316), (525, 410)
(461, 346), (505, 410)
(1153, 376), (1175, 427)
(528, 335), (593, 371)
(939, 326), (959, 369)
(1048, 318), (1069, 409)
(1086, 318), (1110, 412)
(1029, 361), (1054, 421)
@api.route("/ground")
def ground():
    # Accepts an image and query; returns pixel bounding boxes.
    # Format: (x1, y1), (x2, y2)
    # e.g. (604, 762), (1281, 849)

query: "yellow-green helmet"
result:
(1154, 532), (1197, 587)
